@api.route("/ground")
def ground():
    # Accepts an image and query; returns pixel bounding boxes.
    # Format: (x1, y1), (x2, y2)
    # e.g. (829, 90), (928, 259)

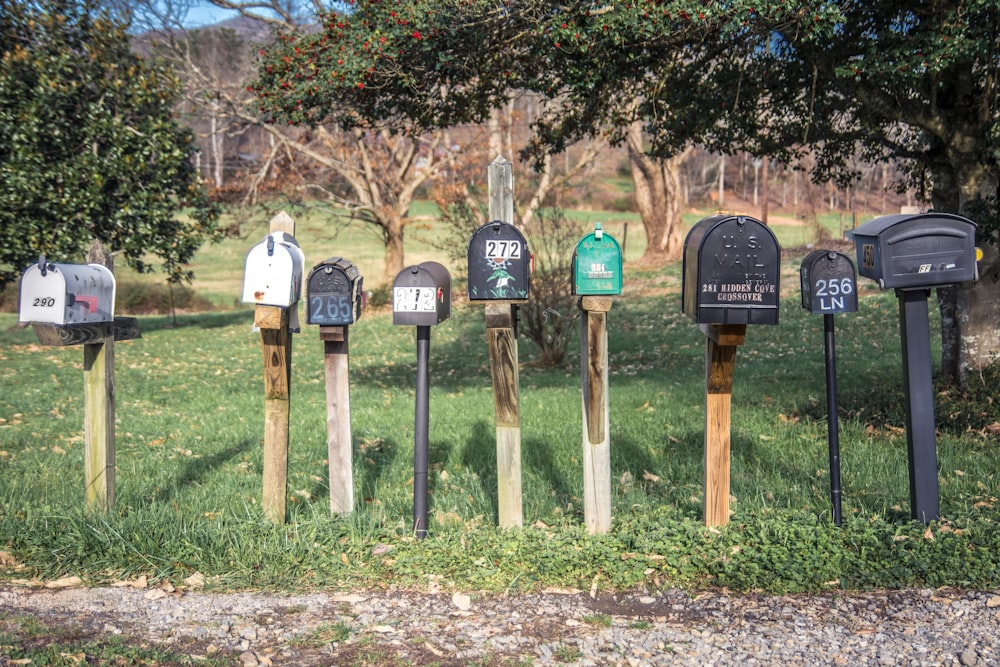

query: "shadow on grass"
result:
(138, 310), (251, 333)
(151, 439), (253, 505)
(460, 421), (500, 523)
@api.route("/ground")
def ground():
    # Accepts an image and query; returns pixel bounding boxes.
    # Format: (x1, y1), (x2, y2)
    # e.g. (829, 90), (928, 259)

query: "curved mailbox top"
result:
(18, 261), (116, 325)
(467, 221), (530, 302)
(242, 231), (305, 308)
(682, 214), (780, 325)
(846, 212), (978, 289)
(392, 261), (451, 326)
(572, 223), (623, 296)
(306, 257), (364, 326)
(799, 249), (858, 315)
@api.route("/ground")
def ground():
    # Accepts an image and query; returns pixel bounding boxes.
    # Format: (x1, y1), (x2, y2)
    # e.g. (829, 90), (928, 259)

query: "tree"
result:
(0, 0), (220, 289)
(253, 0), (998, 381)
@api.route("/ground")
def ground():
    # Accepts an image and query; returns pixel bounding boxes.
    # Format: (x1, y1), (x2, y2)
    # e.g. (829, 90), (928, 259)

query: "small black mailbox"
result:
(847, 213), (978, 290)
(306, 257), (364, 326)
(682, 214), (780, 325)
(392, 261), (451, 326)
(799, 250), (858, 315)
(468, 221), (530, 301)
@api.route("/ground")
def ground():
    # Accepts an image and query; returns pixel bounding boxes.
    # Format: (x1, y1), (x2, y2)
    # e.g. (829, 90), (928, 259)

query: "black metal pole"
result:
(413, 325), (431, 538)
(823, 314), (843, 526)
(898, 289), (940, 524)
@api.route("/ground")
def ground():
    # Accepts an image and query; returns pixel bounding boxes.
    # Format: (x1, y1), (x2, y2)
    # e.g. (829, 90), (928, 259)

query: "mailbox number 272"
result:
(814, 278), (854, 297)
(485, 240), (521, 260)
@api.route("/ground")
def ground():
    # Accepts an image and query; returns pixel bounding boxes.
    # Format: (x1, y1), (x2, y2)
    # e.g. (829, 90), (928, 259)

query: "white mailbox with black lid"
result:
(18, 259), (116, 325)
(467, 221), (530, 301)
(306, 257), (363, 326)
(847, 212), (978, 290)
(392, 261), (451, 326)
(799, 250), (858, 315)
(682, 214), (781, 325)
(241, 231), (305, 308)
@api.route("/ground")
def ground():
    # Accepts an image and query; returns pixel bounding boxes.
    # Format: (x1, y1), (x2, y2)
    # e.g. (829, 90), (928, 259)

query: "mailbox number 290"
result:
(32, 297), (56, 308)
(485, 240), (521, 260)
(814, 278), (854, 297)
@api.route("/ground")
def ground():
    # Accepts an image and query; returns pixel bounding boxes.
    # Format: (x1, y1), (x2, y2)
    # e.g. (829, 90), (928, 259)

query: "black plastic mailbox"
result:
(799, 250), (858, 315)
(306, 257), (364, 326)
(682, 214), (781, 325)
(847, 213), (978, 290)
(467, 221), (530, 301)
(392, 262), (451, 326)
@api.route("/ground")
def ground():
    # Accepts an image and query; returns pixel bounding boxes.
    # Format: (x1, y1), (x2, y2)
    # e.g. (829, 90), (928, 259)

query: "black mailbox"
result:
(847, 213), (978, 290)
(799, 250), (858, 315)
(682, 214), (780, 325)
(467, 221), (530, 301)
(392, 261), (451, 326)
(306, 257), (364, 326)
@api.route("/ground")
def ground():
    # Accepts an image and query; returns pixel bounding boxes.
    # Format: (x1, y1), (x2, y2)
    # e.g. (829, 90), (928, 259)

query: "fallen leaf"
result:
(44, 575), (82, 589)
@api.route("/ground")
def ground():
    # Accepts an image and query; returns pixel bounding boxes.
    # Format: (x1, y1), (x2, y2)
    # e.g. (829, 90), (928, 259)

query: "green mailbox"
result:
(572, 223), (623, 295)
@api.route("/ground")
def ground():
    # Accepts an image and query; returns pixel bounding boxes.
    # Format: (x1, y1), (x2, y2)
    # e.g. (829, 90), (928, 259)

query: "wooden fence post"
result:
(702, 324), (746, 527)
(83, 241), (115, 512)
(487, 156), (523, 528)
(322, 325), (353, 515)
(580, 296), (612, 533)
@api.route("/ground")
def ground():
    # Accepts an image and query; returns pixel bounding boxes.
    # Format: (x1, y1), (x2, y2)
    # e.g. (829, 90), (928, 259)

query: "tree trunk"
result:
(627, 122), (688, 261)
(382, 216), (406, 285)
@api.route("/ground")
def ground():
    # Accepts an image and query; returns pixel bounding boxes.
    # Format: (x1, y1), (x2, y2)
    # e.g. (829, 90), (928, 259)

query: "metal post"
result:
(823, 313), (843, 526)
(413, 325), (431, 538)
(898, 289), (940, 523)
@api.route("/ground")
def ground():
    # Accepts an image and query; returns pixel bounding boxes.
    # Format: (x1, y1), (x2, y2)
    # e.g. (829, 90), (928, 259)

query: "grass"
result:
(1, 202), (999, 598)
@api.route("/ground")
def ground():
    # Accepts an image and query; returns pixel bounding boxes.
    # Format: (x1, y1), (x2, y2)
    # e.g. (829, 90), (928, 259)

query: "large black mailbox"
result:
(468, 221), (530, 301)
(392, 261), (451, 326)
(800, 250), (858, 315)
(682, 214), (780, 325)
(847, 213), (978, 290)
(306, 257), (364, 326)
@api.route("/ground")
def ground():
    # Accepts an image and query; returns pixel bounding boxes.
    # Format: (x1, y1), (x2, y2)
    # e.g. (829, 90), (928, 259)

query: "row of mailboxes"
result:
(18, 259), (116, 326)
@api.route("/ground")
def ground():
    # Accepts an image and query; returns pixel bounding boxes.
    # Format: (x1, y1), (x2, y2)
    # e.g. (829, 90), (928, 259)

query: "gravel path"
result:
(2, 583), (999, 666)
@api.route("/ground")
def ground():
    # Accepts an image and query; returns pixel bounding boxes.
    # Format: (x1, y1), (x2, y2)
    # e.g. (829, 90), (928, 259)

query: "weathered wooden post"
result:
(392, 261), (452, 538)
(572, 223), (623, 534)
(242, 212), (304, 523)
(306, 257), (364, 515)
(682, 215), (780, 526)
(468, 156), (529, 528)
(800, 250), (859, 525)
(17, 240), (141, 512)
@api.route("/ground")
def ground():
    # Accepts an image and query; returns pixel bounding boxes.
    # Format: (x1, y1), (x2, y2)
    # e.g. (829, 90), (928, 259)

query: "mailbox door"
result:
(306, 258), (363, 326)
(393, 262), (451, 326)
(573, 228), (623, 295)
(799, 250), (858, 314)
(682, 215), (780, 325)
(468, 221), (530, 301)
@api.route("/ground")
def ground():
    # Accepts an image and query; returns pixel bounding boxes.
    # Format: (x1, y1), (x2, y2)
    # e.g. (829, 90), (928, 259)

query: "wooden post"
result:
(486, 156), (523, 528)
(580, 296), (612, 534)
(257, 212), (296, 524)
(83, 241), (115, 512)
(702, 323), (746, 527)
(321, 326), (353, 515)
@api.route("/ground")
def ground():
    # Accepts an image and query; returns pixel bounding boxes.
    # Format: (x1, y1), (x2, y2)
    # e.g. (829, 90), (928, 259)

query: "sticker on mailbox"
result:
(393, 287), (438, 312)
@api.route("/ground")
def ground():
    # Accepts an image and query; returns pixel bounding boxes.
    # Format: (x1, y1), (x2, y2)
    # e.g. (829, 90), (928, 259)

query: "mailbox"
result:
(306, 257), (364, 326)
(18, 259), (116, 325)
(682, 214), (780, 325)
(572, 223), (623, 296)
(846, 213), (978, 290)
(241, 231), (305, 308)
(467, 221), (530, 301)
(799, 250), (858, 315)
(392, 261), (451, 326)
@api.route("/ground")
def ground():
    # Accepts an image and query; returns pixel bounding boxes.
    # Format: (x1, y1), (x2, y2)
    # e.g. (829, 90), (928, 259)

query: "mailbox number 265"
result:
(814, 278), (854, 297)
(310, 294), (353, 324)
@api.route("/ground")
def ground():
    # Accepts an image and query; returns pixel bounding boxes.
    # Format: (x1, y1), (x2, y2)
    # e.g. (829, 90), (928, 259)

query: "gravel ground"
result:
(3, 583), (1000, 666)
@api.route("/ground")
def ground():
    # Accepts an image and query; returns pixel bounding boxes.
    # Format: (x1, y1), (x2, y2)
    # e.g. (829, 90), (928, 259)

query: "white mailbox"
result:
(18, 260), (116, 326)
(241, 231), (305, 308)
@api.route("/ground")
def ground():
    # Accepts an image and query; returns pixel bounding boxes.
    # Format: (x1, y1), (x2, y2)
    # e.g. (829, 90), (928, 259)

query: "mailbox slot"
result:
(18, 261), (116, 325)
(467, 221), (530, 301)
(242, 231), (305, 307)
(393, 261), (451, 326)
(847, 213), (978, 289)
(306, 257), (364, 326)
(682, 215), (780, 325)
(572, 223), (623, 296)
(799, 250), (858, 314)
